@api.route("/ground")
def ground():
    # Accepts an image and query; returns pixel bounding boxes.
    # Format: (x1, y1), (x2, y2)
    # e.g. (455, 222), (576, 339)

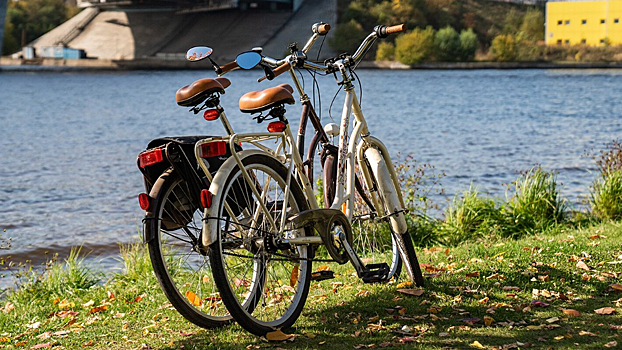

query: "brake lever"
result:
(261, 65), (275, 81)
(207, 57), (223, 74)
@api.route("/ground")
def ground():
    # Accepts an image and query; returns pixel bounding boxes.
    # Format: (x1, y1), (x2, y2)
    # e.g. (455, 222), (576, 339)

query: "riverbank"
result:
(3, 57), (622, 71)
(0, 221), (620, 349)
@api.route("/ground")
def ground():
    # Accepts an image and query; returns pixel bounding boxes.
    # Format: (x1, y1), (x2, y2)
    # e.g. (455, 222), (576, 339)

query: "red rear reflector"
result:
(138, 193), (150, 211)
(203, 109), (220, 121)
(139, 148), (164, 168)
(200, 189), (212, 209)
(267, 121), (286, 133)
(200, 141), (227, 158)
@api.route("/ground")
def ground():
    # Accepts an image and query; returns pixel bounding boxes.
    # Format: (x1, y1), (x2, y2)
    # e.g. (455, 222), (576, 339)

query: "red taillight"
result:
(267, 121), (286, 133)
(203, 109), (220, 121)
(138, 193), (150, 211)
(200, 141), (227, 158)
(139, 148), (164, 168)
(200, 189), (212, 209)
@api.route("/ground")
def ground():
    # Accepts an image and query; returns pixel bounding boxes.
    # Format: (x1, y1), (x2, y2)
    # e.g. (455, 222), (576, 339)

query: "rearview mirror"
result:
(186, 46), (213, 62)
(236, 51), (262, 69)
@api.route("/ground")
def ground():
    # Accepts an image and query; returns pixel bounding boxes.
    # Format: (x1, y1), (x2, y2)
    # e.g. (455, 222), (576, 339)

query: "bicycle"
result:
(199, 23), (424, 336)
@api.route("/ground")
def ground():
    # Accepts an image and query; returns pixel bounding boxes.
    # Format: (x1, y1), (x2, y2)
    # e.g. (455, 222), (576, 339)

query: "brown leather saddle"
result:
(239, 84), (295, 114)
(176, 77), (231, 107)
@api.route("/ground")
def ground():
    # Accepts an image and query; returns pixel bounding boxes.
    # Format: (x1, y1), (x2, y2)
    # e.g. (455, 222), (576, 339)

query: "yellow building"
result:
(546, 0), (622, 45)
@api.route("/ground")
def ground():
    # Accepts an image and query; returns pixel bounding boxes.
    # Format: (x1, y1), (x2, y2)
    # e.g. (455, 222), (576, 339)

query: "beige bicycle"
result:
(197, 23), (424, 336)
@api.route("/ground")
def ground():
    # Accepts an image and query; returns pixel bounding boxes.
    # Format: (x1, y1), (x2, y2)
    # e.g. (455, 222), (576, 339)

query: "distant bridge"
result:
(77, 0), (305, 13)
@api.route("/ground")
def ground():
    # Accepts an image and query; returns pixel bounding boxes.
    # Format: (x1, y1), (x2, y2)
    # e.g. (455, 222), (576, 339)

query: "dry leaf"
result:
(396, 281), (412, 289)
(465, 271), (480, 278)
(578, 330), (598, 337)
(484, 316), (494, 326)
(609, 284), (622, 292)
(397, 289), (424, 297)
(355, 290), (370, 297)
(82, 340), (94, 347)
(531, 300), (549, 308)
(290, 266), (299, 288)
(32, 343), (52, 349)
(546, 317), (559, 324)
(266, 330), (293, 341)
(502, 286), (521, 291)
(185, 291), (202, 307)
(316, 265), (330, 271)
(88, 305), (108, 314)
(604, 341), (618, 348)
(107, 291), (116, 301)
(562, 309), (581, 317)
(576, 261), (590, 271)
(470, 340), (485, 349)
(594, 307), (617, 315)
(2, 302), (15, 314)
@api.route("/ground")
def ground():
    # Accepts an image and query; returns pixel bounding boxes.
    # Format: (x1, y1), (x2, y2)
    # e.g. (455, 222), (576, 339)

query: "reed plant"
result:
(505, 166), (566, 236)
(440, 187), (503, 246)
(591, 169), (622, 220)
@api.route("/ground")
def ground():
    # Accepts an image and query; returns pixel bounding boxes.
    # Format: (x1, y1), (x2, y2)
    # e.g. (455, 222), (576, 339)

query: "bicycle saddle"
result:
(238, 84), (295, 114)
(176, 77), (231, 107)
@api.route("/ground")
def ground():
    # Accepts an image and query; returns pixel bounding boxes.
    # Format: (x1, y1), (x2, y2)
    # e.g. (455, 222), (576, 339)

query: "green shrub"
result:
(591, 170), (622, 221)
(595, 140), (622, 177)
(328, 19), (367, 54)
(506, 167), (566, 236)
(459, 29), (478, 61)
(441, 187), (503, 246)
(434, 26), (461, 62)
(395, 26), (436, 65)
(375, 41), (395, 61)
(491, 34), (518, 62)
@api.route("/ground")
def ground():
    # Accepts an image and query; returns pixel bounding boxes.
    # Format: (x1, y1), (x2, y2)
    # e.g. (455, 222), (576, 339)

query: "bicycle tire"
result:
(145, 169), (231, 328)
(364, 148), (424, 287)
(209, 154), (312, 336)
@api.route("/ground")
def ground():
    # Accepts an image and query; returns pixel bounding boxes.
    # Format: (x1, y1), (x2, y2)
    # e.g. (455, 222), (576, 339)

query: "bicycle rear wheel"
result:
(209, 154), (312, 336)
(145, 169), (231, 328)
(364, 147), (424, 287)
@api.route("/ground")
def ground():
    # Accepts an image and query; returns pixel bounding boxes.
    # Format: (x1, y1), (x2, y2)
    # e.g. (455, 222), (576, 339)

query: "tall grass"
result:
(591, 170), (622, 220)
(505, 166), (566, 236)
(440, 187), (503, 246)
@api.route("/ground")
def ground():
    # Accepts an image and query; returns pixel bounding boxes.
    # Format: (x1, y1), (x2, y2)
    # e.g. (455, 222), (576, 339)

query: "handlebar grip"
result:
(219, 61), (239, 74)
(258, 62), (291, 82)
(385, 24), (406, 35)
(318, 23), (331, 35)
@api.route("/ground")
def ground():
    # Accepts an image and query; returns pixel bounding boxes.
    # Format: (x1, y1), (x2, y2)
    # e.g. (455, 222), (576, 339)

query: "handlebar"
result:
(219, 61), (239, 74)
(258, 62), (291, 82)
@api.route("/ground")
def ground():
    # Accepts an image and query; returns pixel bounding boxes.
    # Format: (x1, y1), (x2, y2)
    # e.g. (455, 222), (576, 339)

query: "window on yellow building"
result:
(557, 20), (562, 25)
(565, 39), (570, 45)
(557, 39), (562, 45)
(565, 20), (570, 25)
(582, 19), (587, 25)
(601, 19), (606, 24)
(615, 19), (620, 24)
(600, 39), (606, 44)
(581, 39), (586, 44)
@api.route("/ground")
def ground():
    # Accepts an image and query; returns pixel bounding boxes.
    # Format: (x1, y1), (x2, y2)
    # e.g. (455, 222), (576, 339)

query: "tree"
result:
(458, 29), (478, 61)
(491, 34), (518, 62)
(328, 19), (367, 54)
(520, 9), (544, 42)
(395, 26), (436, 65)
(434, 26), (460, 61)
(375, 41), (395, 61)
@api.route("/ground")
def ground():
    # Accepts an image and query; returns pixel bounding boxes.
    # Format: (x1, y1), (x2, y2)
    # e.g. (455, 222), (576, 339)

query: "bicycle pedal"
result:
(361, 263), (390, 283)
(311, 270), (335, 281)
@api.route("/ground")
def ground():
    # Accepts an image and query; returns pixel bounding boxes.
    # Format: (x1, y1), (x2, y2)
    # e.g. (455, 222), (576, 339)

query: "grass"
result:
(591, 170), (622, 221)
(1, 221), (621, 349)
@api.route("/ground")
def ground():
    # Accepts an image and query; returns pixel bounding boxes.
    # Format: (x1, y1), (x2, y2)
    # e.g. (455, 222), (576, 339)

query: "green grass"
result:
(591, 170), (622, 221)
(1, 221), (621, 349)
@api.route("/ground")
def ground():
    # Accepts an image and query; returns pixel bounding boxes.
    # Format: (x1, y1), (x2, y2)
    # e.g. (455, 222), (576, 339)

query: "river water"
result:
(1, 68), (621, 285)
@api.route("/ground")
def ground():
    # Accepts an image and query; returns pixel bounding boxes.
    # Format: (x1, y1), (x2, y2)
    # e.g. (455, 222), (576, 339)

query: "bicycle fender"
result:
(201, 150), (284, 248)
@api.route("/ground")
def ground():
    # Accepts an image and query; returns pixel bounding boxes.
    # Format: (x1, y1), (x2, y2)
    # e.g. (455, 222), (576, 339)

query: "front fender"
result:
(201, 149), (284, 247)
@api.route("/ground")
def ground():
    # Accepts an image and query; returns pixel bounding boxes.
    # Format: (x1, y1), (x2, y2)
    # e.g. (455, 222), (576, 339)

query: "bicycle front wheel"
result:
(146, 169), (231, 328)
(209, 154), (312, 336)
(364, 147), (424, 287)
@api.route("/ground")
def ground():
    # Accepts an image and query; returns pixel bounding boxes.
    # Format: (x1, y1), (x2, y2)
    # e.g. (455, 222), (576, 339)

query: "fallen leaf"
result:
(604, 341), (618, 348)
(531, 300), (549, 308)
(502, 286), (521, 291)
(107, 291), (116, 301)
(609, 284), (622, 292)
(459, 318), (481, 325)
(355, 290), (370, 297)
(82, 340), (94, 347)
(594, 307), (617, 315)
(58, 299), (75, 309)
(439, 332), (450, 337)
(27, 321), (41, 329)
(578, 330), (598, 337)
(427, 306), (443, 314)
(546, 317), (559, 324)
(484, 316), (494, 326)
(562, 309), (581, 317)
(88, 305), (108, 314)
(290, 266), (299, 288)
(576, 261), (590, 271)
(465, 271), (480, 278)
(266, 330), (293, 341)
(32, 343), (51, 349)
(396, 281), (412, 289)
(2, 302), (15, 314)
(398, 336), (416, 343)
(470, 340), (485, 349)
(397, 289), (424, 297)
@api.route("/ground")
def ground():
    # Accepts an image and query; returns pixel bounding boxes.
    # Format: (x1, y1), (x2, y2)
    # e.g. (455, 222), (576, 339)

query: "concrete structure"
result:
(546, 0), (622, 45)
(26, 0), (337, 63)
(0, 0), (7, 56)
